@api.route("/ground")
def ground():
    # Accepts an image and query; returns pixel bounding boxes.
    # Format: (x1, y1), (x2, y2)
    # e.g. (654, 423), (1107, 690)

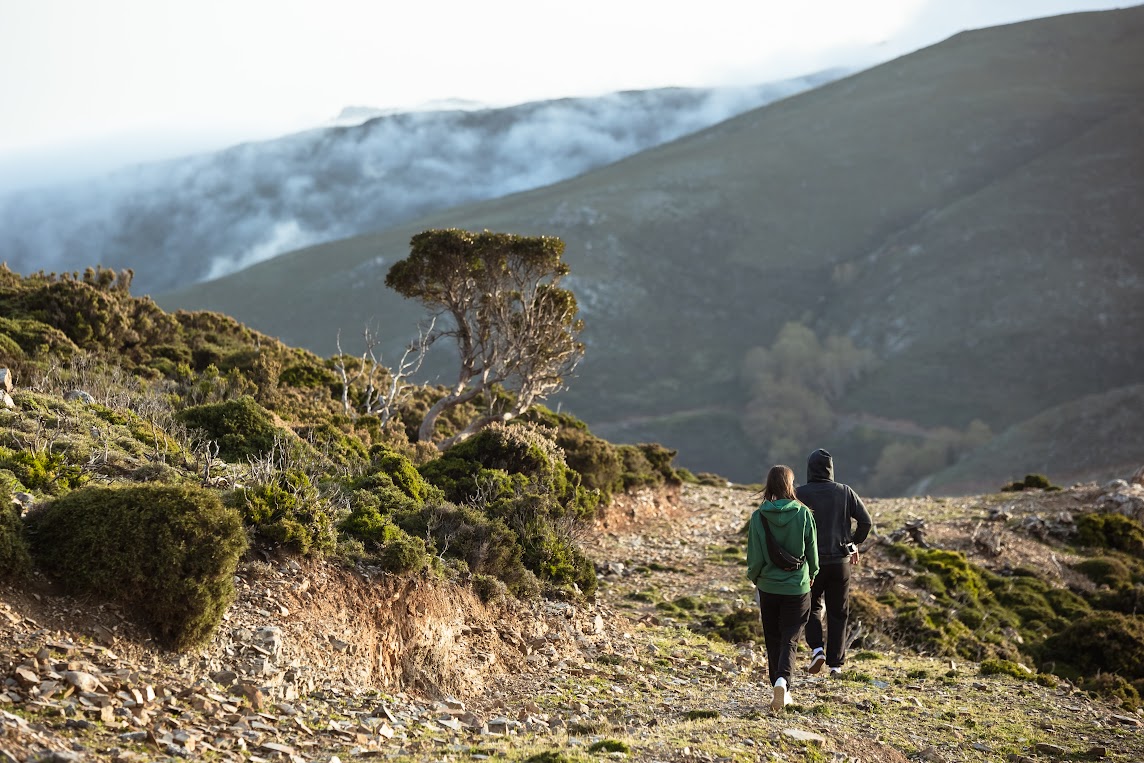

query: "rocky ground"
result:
(3, 482), (1144, 762)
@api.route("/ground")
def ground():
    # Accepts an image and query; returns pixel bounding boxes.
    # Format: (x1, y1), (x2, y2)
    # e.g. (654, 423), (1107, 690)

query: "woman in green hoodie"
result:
(746, 465), (819, 712)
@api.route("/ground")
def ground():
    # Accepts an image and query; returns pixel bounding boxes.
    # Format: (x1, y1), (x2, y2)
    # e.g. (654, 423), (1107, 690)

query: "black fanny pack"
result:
(759, 512), (805, 572)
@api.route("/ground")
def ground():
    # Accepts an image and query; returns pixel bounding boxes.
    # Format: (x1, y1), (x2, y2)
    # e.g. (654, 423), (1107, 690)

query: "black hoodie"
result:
(794, 448), (873, 565)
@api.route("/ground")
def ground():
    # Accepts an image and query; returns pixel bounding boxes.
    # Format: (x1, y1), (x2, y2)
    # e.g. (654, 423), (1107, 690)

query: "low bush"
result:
(0, 482), (31, 578)
(618, 443), (682, 490)
(1076, 512), (1144, 556)
(26, 484), (247, 650)
(229, 470), (338, 556)
(0, 447), (88, 494)
(1074, 557), (1134, 589)
(1000, 473), (1060, 492)
(176, 396), (280, 462)
(704, 607), (764, 643)
(1038, 611), (1144, 683)
(979, 658), (1034, 679)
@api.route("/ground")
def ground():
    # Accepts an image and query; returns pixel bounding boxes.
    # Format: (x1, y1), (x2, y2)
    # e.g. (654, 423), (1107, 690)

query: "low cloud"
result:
(0, 71), (846, 294)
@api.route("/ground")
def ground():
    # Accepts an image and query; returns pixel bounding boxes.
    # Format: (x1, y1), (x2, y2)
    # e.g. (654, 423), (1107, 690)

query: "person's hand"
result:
(809, 578), (815, 588)
(850, 551), (860, 565)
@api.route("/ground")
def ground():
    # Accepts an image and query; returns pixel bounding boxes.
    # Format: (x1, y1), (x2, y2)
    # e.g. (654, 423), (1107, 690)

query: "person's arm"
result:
(849, 487), (873, 545)
(805, 508), (820, 582)
(746, 511), (765, 584)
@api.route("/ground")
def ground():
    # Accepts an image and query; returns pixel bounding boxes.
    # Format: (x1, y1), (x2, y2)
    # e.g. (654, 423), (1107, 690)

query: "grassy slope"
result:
(160, 8), (1144, 484)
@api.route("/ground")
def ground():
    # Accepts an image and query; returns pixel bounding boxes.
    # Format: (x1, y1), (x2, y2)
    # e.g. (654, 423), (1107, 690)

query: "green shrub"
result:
(421, 424), (596, 518)
(521, 406), (624, 498)
(1039, 612), (1144, 682)
(1001, 473), (1059, 492)
(1090, 586), (1144, 615)
(704, 608), (764, 644)
(229, 470), (337, 556)
(1080, 672), (1141, 710)
(361, 446), (436, 503)
(472, 573), (508, 604)
(1075, 557), (1134, 589)
(418, 424), (599, 594)
(0, 447), (88, 494)
(617, 443), (681, 490)
(0, 483), (31, 578)
(587, 739), (630, 753)
(1076, 513), (1144, 556)
(26, 484), (247, 649)
(176, 396), (280, 461)
(395, 502), (539, 598)
(980, 659), (1034, 679)
(294, 421), (368, 469)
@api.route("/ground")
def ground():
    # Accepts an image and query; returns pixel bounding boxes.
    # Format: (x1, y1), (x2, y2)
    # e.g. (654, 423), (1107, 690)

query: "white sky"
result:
(0, 0), (1132, 158)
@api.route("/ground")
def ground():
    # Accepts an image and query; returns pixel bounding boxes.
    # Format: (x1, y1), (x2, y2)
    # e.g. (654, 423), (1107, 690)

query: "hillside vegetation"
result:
(2, 266), (1144, 761)
(0, 266), (684, 647)
(162, 7), (1144, 494)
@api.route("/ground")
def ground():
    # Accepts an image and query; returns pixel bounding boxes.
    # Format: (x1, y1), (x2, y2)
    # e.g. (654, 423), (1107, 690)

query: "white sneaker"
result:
(829, 666), (843, 677)
(771, 683), (786, 712)
(808, 649), (826, 674)
(771, 678), (791, 711)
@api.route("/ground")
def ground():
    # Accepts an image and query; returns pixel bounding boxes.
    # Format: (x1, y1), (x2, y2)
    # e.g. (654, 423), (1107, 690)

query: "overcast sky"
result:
(0, 0), (1132, 162)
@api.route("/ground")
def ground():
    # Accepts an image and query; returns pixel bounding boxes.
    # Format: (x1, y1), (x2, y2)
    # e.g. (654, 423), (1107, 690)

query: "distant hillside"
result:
(0, 73), (842, 294)
(160, 8), (1144, 492)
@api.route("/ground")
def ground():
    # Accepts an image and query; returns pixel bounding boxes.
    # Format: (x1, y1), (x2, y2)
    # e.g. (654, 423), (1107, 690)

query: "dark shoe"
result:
(808, 650), (826, 675)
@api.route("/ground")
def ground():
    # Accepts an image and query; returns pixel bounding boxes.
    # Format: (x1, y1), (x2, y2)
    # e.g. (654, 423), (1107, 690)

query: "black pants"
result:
(758, 591), (811, 686)
(806, 561), (851, 667)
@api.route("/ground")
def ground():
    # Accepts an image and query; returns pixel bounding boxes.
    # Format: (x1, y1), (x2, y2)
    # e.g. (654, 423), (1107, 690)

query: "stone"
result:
(918, 746), (947, 762)
(11, 492), (33, 514)
(1034, 742), (1067, 756)
(253, 626), (283, 656)
(782, 729), (826, 744)
(90, 624), (115, 646)
(65, 389), (96, 405)
(0, 368), (12, 392)
(0, 392), (12, 410)
(15, 666), (39, 686)
(211, 670), (238, 687)
(1111, 713), (1141, 726)
(63, 670), (104, 693)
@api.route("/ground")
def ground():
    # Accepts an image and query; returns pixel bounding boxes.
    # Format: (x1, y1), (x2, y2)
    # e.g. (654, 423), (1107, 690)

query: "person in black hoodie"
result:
(795, 448), (873, 675)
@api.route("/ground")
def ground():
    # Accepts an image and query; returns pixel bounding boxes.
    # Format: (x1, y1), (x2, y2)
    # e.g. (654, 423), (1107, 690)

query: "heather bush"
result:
(229, 468), (338, 556)
(1001, 473), (1060, 492)
(0, 482), (31, 578)
(1038, 612), (1144, 683)
(1076, 512), (1144, 556)
(176, 395), (281, 461)
(1075, 557), (1135, 589)
(26, 484), (247, 650)
(617, 443), (682, 490)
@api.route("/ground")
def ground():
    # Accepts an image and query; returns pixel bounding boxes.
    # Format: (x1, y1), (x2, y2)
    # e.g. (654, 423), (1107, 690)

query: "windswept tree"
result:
(385, 229), (585, 448)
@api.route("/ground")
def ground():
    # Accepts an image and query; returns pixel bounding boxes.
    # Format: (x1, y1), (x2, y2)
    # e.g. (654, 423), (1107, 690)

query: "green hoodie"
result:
(746, 498), (820, 595)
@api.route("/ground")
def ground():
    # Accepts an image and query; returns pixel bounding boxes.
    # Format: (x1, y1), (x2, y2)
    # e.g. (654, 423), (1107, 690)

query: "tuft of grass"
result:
(587, 739), (631, 754)
(684, 709), (720, 720)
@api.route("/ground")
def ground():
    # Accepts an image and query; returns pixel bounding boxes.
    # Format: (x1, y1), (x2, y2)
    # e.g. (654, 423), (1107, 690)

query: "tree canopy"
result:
(385, 229), (584, 447)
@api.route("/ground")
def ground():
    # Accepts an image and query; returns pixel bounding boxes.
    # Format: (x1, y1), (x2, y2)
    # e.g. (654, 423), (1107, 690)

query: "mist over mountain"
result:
(0, 72), (842, 294)
(162, 7), (1144, 495)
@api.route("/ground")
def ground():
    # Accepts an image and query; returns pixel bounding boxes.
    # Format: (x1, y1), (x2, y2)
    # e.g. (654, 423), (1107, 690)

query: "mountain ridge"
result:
(163, 6), (1144, 492)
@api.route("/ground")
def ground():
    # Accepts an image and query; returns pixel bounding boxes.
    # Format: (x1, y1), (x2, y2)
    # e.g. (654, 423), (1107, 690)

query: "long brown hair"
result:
(762, 465), (797, 502)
